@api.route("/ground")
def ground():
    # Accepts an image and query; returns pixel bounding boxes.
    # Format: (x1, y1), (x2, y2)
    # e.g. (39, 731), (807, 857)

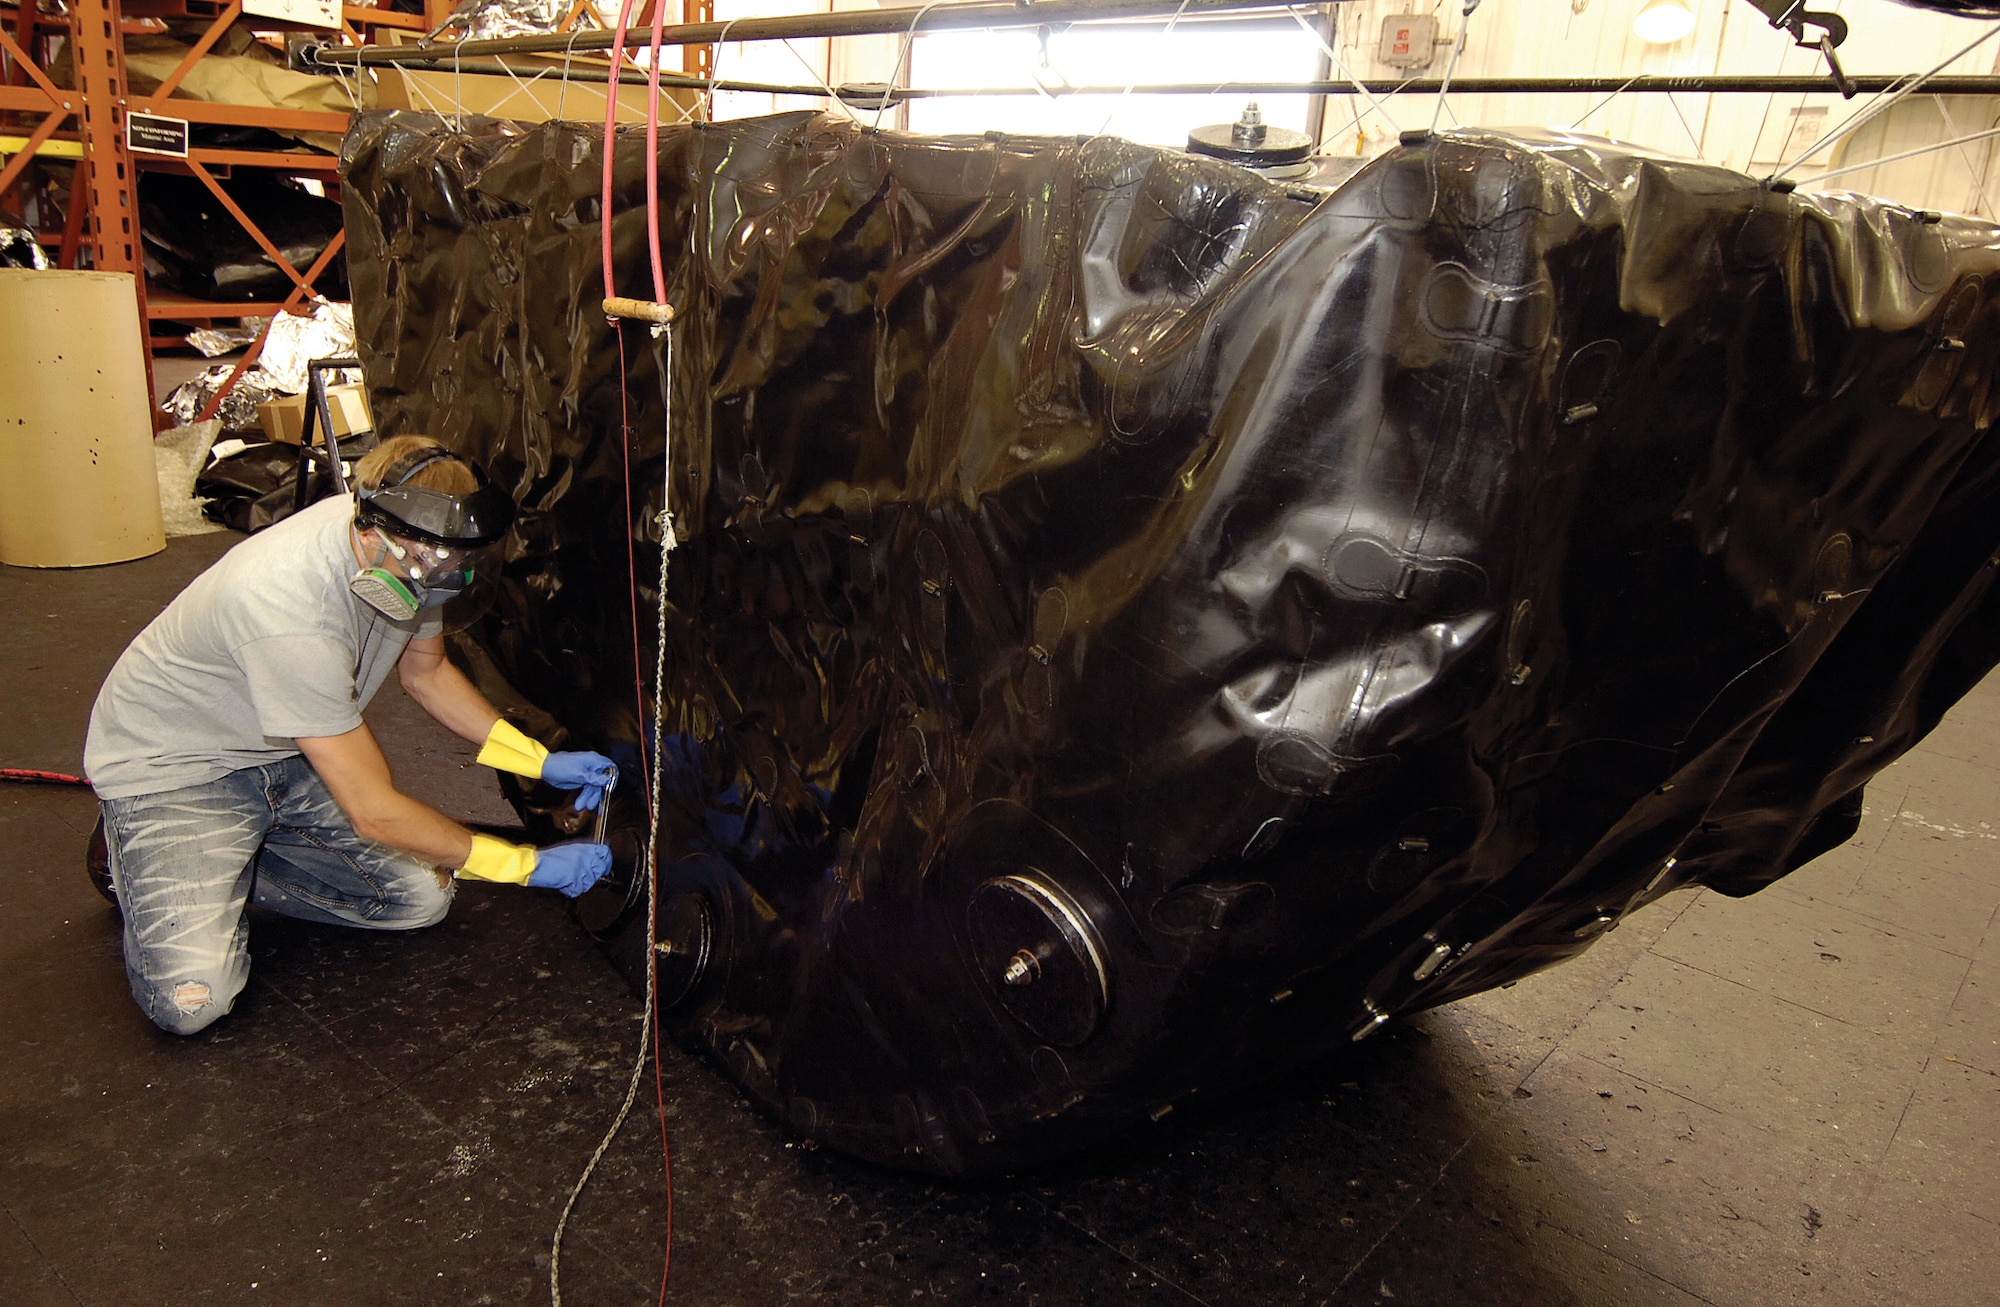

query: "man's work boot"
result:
(87, 814), (118, 906)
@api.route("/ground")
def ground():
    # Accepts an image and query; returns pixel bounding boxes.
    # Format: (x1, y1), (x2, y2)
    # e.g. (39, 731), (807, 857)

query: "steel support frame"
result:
(683, 0), (713, 86)
(67, 0), (156, 419)
(58, 0), (360, 425)
(126, 0), (348, 134)
(193, 230), (347, 423)
(0, 23), (78, 257)
(183, 155), (321, 298)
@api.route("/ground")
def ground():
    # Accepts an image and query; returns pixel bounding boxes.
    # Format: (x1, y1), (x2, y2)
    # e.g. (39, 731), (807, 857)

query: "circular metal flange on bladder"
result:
(966, 872), (1110, 1048)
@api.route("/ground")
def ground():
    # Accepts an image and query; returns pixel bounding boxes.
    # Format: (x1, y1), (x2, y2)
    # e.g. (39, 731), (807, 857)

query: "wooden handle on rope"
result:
(603, 296), (676, 324)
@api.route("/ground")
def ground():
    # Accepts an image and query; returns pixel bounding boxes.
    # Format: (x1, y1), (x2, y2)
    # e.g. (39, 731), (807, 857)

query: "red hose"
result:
(0, 768), (89, 786)
(601, 0), (642, 306)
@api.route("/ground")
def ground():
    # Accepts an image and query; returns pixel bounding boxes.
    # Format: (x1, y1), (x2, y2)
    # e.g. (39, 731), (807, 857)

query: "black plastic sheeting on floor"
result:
(339, 111), (2000, 1176)
(195, 442), (319, 534)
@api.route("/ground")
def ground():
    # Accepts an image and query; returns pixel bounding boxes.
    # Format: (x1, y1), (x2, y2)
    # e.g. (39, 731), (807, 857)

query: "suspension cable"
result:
(1770, 22), (2000, 182)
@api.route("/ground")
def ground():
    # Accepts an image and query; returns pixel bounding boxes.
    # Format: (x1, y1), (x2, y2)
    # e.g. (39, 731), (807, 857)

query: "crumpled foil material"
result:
(0, 228), (51, 270)
(254, 300), (356, 394)
(160, 364), (282, 431)
(159, 301), (357, 428)
(444, 0), (579, 41)
(186, 321), (270, 358)
(159, 302), (355, 429)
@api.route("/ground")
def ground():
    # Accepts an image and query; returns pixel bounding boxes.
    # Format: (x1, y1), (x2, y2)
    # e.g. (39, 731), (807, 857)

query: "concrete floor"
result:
(2, 530), (1995, 1307)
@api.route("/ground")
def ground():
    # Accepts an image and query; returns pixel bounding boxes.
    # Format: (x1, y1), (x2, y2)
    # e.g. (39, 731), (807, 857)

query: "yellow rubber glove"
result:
(477, 718), (619, 811)
(455, 833), (612, 896)
(477, 718), (550, 779)
(456, 832), (538, 885)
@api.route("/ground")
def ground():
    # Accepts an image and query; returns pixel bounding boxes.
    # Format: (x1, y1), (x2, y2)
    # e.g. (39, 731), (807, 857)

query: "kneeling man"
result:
(86, 435), (613, 1034)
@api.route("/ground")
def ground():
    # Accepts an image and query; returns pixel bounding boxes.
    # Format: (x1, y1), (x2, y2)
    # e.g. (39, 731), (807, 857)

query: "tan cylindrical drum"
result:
(0, 270), (165, 567)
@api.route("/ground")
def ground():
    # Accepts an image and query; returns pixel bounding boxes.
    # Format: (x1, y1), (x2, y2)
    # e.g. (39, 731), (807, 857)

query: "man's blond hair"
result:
(354, 436), (477, 495)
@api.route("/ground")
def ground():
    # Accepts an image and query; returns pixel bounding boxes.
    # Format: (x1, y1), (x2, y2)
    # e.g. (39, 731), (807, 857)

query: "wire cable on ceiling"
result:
(1809, 119), (2000, 184)
(1288, 5), (1401, 137)
(1929, 92), (2000, 219)
(783, 36), (867, 126)
(1428, 0), (1480, 135)
(1771, 20), (2000, 181)
(874, 0), (946, 132)
(1093, 0), (1194, 140)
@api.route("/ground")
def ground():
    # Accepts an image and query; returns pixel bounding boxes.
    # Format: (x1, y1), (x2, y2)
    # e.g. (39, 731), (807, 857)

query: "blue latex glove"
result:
(527, 841), (613, 897)
(540, 750), (619, 811)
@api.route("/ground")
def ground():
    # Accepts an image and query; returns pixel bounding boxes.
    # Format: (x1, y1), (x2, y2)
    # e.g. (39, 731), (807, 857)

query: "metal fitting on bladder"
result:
(1231, 102), (1268, 148)
(1001, 949), (1041, 986)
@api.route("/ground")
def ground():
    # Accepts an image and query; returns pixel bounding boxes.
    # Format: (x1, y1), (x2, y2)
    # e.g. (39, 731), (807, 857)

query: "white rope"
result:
(1568, 75), (1644, 130)
(549, 322), (677, 1307)
(784, 36), (866, 126)
(1806, 120), (2000, 185)
(1930, 93), (2000, 220)
(322, 33), (365, 115)
(874, 0), (945, 133)
(697, 18), (745, 124)
(557, 25), (587, 122)
(1427, 0), (1479, 137)
(486, 48), (562, 118)
(402, 65), (454, 118)
(1771, 22), (2000, 182)
(1666, 89), (1707, 163)
(1289, 4), (1401, 138)
(1093, 0), (1193, 141)
(1742, 35), (1797, 175)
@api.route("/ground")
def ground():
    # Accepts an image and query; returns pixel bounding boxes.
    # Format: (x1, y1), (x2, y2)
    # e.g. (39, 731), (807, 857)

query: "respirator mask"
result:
(350, 447), (515, 622)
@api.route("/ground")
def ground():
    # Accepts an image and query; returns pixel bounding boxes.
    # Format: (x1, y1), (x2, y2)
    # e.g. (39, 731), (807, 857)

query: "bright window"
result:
(906, 15), (1320, 149)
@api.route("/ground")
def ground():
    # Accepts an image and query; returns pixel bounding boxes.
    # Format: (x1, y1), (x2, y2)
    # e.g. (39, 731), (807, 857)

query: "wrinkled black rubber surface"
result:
(341, 111), (2000, 1175)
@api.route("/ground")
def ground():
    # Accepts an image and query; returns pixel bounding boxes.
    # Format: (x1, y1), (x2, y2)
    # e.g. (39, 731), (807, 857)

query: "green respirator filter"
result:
(351, 567), (421, 621)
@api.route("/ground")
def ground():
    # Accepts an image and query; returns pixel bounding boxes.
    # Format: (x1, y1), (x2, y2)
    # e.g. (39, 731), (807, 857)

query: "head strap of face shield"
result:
(353, 446), (515, 549)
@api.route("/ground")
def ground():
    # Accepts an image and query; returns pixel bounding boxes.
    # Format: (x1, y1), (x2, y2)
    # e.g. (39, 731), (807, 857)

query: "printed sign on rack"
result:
(243, 0), (340, 29)
(126, 113), (189, 157)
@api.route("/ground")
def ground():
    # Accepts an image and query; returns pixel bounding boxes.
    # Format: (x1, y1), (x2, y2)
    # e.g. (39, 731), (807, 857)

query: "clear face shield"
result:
(349, 450), (516, 623)
(366, 531), (502, 607)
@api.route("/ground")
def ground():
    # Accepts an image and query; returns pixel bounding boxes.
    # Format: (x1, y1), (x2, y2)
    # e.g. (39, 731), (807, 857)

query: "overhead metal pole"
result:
(303, 0), (1296, 68)
(316, 66), (2000, 101)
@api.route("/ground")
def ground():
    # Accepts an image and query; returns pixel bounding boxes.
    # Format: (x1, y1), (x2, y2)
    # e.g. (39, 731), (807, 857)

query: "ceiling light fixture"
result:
(1633, 0), (1696, 44)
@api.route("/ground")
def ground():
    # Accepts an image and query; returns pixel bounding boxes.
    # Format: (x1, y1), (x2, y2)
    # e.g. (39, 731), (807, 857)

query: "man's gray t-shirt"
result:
(86, 495), (443, 800)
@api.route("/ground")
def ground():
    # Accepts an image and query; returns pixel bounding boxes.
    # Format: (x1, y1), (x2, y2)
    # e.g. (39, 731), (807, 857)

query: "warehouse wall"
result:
(696, 0), (2000, 218)
(1325, 0), (2000, 214)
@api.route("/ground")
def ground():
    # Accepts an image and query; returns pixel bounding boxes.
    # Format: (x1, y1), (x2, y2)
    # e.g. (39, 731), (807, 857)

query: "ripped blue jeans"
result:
(98, 754), (454, 1035)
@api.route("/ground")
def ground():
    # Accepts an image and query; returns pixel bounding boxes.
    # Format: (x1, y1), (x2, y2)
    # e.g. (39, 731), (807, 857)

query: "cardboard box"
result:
(366, 62), (703, 124)
(258, 383), (372, 446)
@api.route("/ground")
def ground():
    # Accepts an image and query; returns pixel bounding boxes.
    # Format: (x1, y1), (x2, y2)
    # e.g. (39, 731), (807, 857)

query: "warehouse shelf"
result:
(5, 0), (684, 425)
(155, 144), (343, 172)
(0, 0), (427, 423)
(343, 4), (427, 30)
(145, 286), (297, 317)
